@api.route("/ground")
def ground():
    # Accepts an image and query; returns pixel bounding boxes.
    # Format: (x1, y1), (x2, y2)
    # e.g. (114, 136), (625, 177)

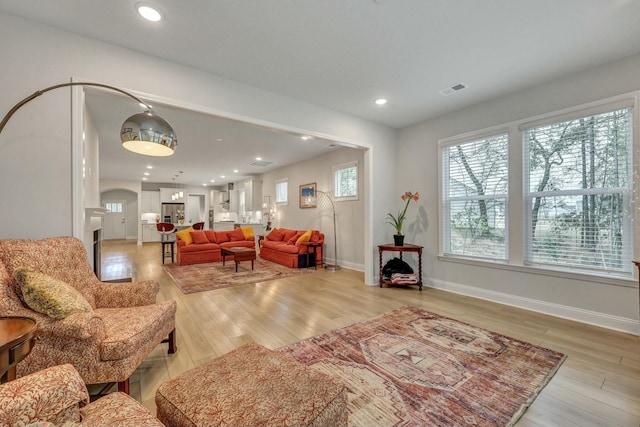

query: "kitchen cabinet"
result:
(212, 189), (234, 212)
(243, 179), (263, 211)
(141, 191), (160, 213)
(142, 224), (161, 242)
(229, 190), (239, 212)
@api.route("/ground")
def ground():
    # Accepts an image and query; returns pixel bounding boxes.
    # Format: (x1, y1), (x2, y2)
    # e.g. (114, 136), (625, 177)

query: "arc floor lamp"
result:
(0, 82), (177, 156)
(317, 190), (340, 271)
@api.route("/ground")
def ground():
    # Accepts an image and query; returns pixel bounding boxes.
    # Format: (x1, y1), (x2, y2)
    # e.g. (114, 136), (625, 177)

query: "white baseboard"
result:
(430, 278), (639, 336)
(324, 258), (364, 272)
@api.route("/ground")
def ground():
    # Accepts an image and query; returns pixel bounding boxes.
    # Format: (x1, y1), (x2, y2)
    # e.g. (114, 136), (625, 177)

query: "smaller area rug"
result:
(164, 258), (311, 294)
(280, 306), (566, 427)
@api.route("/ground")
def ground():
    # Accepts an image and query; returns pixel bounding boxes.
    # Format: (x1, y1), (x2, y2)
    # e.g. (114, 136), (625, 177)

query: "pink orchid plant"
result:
(386, 191), (419, 235)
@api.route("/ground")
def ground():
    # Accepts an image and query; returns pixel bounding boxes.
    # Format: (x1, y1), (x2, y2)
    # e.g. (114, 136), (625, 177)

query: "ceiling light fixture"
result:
(0, 82), (177, 157)
(137, 4), (162, 22)
(374, 98), (388, 105)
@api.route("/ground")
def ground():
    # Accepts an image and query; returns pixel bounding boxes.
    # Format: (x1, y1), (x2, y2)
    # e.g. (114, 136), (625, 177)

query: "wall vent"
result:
(249, 160), (273, 167)
(439, 83), (467, 96)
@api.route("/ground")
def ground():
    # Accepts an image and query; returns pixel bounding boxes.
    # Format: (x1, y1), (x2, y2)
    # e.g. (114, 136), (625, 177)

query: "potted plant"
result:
(387, 191), (419, 246)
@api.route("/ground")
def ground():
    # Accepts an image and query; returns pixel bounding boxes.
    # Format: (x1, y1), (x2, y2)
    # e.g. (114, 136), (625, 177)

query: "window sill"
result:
(437, 254), (637, 289)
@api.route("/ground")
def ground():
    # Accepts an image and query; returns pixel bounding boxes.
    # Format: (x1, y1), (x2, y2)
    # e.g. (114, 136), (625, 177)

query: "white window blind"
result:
(441, 133), (509, 260)
(523, 107), (633, 274)
(275, 178), (288, 204)
(333, 161), (358, 200)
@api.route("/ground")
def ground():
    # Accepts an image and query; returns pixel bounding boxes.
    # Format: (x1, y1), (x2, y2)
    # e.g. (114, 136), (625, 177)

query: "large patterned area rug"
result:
(280, 306), (566, 427)
(164, 258), (311, 294)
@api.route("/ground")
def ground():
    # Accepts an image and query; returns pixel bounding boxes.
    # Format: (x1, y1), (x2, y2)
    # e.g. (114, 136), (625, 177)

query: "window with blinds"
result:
(275, 178), (288, 204)
(522, 106), (633, 274)
(441, 133), (509, 260)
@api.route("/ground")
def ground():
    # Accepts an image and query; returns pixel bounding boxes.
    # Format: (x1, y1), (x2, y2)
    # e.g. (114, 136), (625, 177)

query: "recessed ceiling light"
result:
(256, 157), (262, 161)
(216, 138), (223, 142)
(221, 175), (226, 178)
(144, 172), (150, 176)
(146, 165), (153, 169)
(301, 135), (312, 141)
(233, 169), (239, 173)
(142, 177), (148, 181)
(374, 98), (387, 105)
(210, 179), (216, 183)
(136, 4), (162, 22)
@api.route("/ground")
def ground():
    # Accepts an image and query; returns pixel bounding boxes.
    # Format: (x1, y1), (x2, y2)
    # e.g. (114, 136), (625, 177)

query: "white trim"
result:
(519, 97), (636, 131)
(332, 160), (359, 201)
(71, 83), (84, 240)
(437, 254), (636, 287)
(75, 78), (377, 284)
(429, 278), (640, 336)
(438, 90), (640, 280)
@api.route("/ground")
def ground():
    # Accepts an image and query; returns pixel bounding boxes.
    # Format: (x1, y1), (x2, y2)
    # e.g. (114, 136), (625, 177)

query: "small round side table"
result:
(1, 316), (37, 383)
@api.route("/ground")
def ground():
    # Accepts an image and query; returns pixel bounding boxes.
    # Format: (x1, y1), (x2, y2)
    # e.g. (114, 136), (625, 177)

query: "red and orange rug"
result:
(280, 305), (566, 427)
(164, 258), (311, 294)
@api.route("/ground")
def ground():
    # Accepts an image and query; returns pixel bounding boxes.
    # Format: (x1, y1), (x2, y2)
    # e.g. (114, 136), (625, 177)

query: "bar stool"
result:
(192, 222), (205, 230)
(156, 223), (176, 264)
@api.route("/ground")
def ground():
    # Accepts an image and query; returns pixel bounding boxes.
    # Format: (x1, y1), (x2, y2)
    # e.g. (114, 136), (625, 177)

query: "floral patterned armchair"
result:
(0, 237), (177, 394)
(0, 363), (164, 427)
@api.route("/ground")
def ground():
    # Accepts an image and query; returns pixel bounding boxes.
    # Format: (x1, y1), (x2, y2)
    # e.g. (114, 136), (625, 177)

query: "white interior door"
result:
(102, 200), (126, 240)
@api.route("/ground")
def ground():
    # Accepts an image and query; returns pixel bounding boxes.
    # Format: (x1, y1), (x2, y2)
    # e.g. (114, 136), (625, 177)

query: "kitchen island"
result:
(213, 222), (263, 235)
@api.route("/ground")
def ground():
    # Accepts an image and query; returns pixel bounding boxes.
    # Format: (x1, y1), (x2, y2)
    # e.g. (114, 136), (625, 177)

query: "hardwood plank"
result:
(100, 239), (640, 426)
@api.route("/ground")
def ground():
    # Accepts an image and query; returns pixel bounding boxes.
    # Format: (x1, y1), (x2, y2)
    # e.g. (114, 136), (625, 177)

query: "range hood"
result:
(219, 183), (233, 210)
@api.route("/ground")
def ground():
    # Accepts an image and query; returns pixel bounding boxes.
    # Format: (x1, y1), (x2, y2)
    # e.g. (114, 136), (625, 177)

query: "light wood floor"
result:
(102, 239), (640, 427)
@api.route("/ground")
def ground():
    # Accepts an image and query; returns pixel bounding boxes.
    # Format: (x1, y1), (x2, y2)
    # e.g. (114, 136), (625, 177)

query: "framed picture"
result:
(299, 183), (317, 209)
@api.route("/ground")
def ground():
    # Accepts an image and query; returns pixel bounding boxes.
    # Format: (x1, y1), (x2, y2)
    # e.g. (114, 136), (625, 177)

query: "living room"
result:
(1, 3), (639, 426)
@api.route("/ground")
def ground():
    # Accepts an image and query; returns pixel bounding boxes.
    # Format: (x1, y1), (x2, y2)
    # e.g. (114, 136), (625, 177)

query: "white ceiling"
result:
(2, 0), (640, 186)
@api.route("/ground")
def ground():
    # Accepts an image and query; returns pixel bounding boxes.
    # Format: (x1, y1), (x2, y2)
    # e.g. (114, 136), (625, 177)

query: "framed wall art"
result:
(299, 183), (317, 208)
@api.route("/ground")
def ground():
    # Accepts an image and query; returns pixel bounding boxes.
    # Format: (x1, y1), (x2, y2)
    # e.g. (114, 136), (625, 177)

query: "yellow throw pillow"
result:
(13, 267), (92, 319)
(176, 227), (194, 244)
(296, 229), (313, 245)
(241, 226), (254, 239)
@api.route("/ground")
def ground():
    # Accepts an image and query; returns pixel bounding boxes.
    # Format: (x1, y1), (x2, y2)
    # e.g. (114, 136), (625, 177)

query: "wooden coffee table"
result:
(221, 247), (257, 272)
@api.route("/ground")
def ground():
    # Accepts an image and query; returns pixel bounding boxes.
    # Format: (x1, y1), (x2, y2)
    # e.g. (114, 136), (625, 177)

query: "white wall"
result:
(399, 53), (640, 334)
(0, 13), (396, 284)
(261, 147), (366, 270)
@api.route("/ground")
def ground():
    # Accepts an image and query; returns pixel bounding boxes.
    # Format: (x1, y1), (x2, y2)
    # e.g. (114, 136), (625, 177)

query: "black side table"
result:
(306, 243), (322, 269)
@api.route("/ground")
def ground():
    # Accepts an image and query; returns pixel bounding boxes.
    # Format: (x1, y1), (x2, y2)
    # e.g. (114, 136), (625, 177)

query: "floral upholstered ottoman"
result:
(155, 342), (347, 427)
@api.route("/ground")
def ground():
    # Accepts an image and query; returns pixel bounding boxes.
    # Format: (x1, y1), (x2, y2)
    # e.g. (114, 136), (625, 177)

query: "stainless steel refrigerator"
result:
(161, 203), (184, 223)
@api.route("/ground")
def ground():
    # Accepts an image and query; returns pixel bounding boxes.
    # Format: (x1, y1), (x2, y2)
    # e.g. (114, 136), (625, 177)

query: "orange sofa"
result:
(175, 227), (255, 266)
(259, 228), (324, 268)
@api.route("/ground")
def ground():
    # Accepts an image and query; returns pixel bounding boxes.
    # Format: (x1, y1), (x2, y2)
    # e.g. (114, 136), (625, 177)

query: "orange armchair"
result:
(0, 237), (176, 394)
(0, 364), (164, 426)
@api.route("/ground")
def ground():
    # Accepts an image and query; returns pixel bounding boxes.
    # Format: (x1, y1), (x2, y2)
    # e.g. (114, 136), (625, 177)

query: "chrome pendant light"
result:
(120, 110), (177, 156)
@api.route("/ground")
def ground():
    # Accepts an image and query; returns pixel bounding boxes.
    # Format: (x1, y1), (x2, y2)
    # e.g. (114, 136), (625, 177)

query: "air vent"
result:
(249, 160), (274, 167)
(439, 83), (467, 96)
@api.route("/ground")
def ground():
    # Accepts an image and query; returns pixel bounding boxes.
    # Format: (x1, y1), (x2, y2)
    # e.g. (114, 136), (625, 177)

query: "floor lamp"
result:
(317, 190), (340, 271)
(0, 81), (177, 156)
